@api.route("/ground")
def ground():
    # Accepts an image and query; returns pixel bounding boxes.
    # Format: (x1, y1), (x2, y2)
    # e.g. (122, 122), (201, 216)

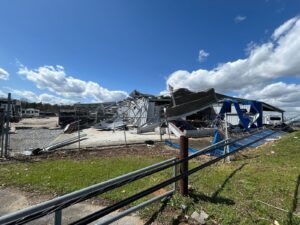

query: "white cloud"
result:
(234, 15), (246, 23)
(240, 82), (300, 112)
(198, 49), (209, 62)
(0, 90), (7, 97)
(9, 89), (75, 105)
(272, 17), (298, 40)
(18, 65), (128, 102)
(0, 68), (9, 80)
(166, 16), (300, 112)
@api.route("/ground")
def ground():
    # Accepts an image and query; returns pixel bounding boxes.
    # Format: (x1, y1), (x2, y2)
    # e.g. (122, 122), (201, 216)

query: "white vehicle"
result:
(264, 115), (282, 125)
(22, 108), (40, 117)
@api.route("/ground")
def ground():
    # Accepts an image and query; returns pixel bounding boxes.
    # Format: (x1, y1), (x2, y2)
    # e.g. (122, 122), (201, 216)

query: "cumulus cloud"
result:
(166, 16), (300, 112)
(0, 90), (6, 97)
(272, 16), (298, 40)
(18, 65), (128, 102)
(234, 15), (246, 23)
(198, 49), (209, 62)
(241, 82), (300, 112)
(9, 89), (75, 105)
(0, 68), (9, 80)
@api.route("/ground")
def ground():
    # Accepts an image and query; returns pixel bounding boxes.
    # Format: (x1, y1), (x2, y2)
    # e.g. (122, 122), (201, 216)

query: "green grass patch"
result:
(0, 156), (172, 202)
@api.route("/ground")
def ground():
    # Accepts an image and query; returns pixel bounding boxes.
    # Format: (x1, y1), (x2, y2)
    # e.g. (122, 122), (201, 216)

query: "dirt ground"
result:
(0, 188), (143, 225)
(7, 143), (179, 162)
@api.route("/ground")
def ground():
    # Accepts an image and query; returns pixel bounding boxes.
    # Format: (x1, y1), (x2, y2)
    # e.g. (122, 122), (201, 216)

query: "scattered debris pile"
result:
(24, 134), (87, 156)
(95, 90), (171, 133)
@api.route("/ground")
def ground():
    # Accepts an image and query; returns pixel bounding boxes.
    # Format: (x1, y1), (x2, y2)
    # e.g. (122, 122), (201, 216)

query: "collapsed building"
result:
(58, 88), (285, 137)
(94, 90), (171, 132)
(58, 102), (116, 128)
(166, 88), (285, 136)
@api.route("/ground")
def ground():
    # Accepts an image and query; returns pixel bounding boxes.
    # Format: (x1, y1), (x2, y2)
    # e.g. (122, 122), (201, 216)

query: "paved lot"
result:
(0, 188), (143, 225)
(50, 128), (176, 149)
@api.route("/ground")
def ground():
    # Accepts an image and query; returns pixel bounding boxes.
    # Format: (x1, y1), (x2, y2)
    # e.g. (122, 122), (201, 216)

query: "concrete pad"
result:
(0, 188), (143, 225)
(49, 128), (176, 150)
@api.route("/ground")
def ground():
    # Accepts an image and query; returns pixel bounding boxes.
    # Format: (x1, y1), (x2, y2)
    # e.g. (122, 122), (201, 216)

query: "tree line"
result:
(21, 101), (74, 113)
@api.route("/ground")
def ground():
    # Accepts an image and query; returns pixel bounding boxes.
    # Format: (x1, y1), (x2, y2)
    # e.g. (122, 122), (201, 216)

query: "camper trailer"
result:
(22, 108), (40, 117)
(264, 115), (282, 125)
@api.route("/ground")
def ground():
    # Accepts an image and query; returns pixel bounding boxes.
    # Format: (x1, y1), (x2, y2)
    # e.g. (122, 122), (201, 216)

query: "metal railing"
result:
(0, 129), (276, 225)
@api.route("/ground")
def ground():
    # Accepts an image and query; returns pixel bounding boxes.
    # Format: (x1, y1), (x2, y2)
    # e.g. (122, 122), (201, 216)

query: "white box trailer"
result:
(263, 115), (282, 125)
(22, 108), (40, 117)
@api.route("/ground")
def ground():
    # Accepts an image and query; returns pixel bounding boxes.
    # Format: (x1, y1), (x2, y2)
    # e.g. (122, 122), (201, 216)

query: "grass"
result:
(141, 131), (300, 225)
(0, 156), (173, 202)
(1, 131), (300, 224)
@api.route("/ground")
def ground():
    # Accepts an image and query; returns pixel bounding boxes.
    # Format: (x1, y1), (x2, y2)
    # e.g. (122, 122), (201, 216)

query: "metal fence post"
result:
(77, 118), (80, 151)
(173, 158), (178, 191)
(54, 210), (62, 225)
(179, 136), (189, 196)
(1, 117), (4, 158)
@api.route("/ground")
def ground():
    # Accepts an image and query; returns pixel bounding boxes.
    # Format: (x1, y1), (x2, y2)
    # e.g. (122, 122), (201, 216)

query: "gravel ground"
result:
(9, 129), (63, 153)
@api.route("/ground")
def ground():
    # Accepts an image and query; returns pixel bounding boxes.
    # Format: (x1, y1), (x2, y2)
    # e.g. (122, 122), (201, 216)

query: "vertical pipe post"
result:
(179, 136), (188, 196)
(123, 114), (127, 146)
(172, 158), (178, 191)
(1, 107), (4, 157)
(1, 118), (4, 158)
(159, 126), (162, 142)
(123, 126), (127, 146)
(4, 93), (11, 157)
(224, 113), (230, 163)
(54, 210), (62, 225)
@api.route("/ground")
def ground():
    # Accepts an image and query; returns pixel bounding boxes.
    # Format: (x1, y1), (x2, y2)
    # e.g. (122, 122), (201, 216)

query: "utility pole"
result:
(4, 93), (11, 158)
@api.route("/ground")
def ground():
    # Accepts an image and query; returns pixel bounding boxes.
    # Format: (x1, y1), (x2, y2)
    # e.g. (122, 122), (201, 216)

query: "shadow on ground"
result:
(190, 163), (247, 206)
(288, 175), (300, 225)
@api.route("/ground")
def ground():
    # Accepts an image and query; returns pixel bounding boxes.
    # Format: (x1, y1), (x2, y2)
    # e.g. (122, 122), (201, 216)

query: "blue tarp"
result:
(165, 129), (286, 157)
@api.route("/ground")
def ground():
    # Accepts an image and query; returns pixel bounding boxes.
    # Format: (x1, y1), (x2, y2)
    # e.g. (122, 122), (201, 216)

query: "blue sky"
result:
(0, 0), (300, 111)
